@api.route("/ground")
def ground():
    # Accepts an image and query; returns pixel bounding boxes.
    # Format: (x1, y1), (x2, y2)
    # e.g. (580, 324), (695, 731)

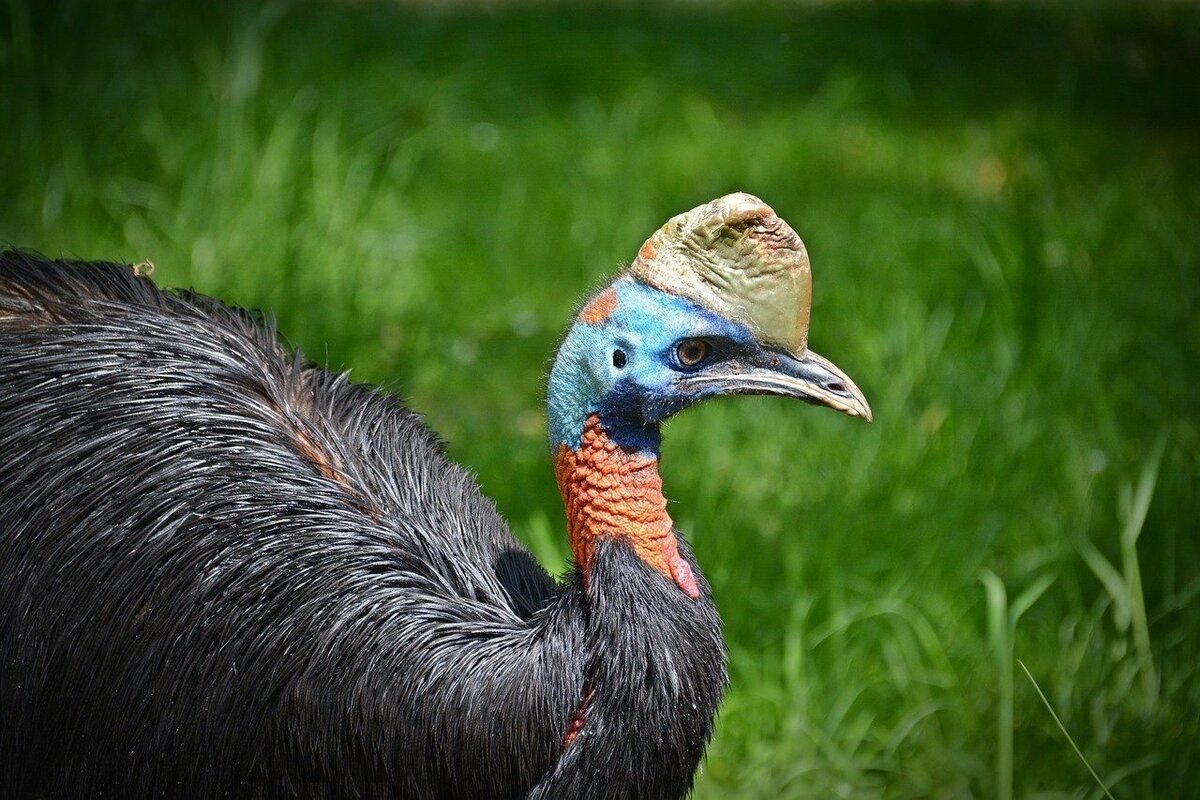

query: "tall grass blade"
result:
(1017, 659), (1116, 800)
(982, 571), (1012, 800)
(1074, 534), (1131, 632)
(1010, 574), (1054, 628)
(1121, 436), (1166, 714)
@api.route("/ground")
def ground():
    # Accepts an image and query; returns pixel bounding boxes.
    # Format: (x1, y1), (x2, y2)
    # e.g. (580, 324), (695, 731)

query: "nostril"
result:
(827, 381), (846, 393)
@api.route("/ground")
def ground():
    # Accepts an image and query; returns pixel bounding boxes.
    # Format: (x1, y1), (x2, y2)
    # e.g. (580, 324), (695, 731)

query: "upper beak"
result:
(679, 348), (873, 422)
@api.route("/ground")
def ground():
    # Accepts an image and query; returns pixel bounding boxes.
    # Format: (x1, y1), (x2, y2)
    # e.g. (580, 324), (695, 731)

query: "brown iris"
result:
(675, 339), (711, 367)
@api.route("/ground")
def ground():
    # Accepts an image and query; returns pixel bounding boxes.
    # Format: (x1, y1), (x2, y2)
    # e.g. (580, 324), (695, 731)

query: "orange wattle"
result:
(554, 414), (698, 599)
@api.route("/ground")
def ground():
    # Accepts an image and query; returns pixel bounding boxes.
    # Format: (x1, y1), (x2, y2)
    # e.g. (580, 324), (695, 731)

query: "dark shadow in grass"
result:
(4, 1), (1199, 137)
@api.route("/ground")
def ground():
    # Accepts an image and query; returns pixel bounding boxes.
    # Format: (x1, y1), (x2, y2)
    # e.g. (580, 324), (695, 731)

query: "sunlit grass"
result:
(2, 1), (1198, 796)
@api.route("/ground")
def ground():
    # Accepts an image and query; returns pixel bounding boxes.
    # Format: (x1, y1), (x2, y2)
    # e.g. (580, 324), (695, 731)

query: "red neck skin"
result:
(553, 414), (699, 599)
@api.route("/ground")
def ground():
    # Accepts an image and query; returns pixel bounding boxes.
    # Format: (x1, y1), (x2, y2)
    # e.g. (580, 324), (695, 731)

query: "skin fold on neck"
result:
(553, 413), (698, 599)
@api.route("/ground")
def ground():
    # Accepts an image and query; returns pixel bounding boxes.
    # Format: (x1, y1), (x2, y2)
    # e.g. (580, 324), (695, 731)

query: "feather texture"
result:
(0, 250), (725, 799)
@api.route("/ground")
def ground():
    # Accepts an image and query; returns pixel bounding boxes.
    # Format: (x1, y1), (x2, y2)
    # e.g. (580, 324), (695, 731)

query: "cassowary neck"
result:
(547, 284), (701, 599)
(552, 414), (698, 599)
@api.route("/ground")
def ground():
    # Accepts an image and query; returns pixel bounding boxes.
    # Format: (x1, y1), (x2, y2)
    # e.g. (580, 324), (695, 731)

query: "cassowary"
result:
(0, 193), (870, 799)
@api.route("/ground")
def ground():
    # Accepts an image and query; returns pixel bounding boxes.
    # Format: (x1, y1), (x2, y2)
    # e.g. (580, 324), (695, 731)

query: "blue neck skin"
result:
(547, 276), (751, 457)
(547, 278), (661, 457)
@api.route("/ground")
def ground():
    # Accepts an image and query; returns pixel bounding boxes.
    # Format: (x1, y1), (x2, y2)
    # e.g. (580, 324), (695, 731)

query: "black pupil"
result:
(680, 341), (707, 364)
(612, 349), (627, 368)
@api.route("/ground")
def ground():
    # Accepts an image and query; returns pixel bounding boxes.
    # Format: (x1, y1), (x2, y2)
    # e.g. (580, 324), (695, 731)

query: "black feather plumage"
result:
(0, 250), (726, 799)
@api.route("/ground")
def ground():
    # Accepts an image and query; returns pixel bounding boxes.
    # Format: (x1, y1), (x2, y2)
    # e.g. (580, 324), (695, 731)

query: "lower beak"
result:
(681, 349), (873, 422)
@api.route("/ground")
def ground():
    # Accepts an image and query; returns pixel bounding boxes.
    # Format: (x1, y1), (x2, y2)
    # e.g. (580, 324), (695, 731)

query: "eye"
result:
(612, 349), (627, 369)
(675, 339), (711, 367)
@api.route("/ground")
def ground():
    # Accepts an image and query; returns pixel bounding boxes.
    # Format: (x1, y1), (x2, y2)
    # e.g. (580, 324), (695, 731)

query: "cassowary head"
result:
(548, 192), (871, 455)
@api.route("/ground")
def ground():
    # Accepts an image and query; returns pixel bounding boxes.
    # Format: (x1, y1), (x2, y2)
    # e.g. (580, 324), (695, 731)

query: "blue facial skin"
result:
(547, 276), (762, 457)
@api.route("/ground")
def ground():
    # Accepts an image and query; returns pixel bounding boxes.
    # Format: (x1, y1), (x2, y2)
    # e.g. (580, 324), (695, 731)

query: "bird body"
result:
(0, 194), (869, 798)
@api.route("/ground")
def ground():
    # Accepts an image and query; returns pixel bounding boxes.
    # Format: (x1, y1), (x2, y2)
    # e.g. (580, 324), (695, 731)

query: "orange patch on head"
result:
(578, 287), (618, 326)
(554, 415), (699, 599)
(637, 239), (659, 264)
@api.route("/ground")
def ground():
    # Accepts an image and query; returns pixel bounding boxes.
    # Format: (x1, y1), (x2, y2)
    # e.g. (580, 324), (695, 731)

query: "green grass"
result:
(3, 1), (1199, 796)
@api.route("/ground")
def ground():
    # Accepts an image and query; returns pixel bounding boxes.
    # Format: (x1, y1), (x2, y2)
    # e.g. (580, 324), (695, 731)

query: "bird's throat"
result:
(554, 414), (699, 599)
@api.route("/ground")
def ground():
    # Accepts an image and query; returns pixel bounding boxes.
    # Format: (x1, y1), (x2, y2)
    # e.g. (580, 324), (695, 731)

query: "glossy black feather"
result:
(0, 250), (726, 799)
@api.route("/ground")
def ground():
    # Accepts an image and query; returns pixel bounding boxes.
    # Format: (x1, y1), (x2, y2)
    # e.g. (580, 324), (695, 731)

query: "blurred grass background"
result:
(2, 0), (1198, 796)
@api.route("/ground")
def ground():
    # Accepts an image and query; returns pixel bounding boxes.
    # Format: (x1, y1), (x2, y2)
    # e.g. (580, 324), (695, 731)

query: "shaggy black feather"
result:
(0, 250), (726, 799)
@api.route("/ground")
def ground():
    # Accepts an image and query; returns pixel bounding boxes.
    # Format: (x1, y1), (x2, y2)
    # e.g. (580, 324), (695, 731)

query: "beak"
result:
(678, 348), (873, 422)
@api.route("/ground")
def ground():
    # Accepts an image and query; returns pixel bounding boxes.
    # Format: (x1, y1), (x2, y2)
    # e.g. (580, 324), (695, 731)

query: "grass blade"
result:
(1017, 659), (1115, 800)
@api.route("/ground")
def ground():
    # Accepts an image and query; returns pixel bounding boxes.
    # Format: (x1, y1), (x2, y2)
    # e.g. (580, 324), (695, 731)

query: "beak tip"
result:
(846, 401), (873, 424)
(856, 397), (874, 424)
(799, 349), (871, 424)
